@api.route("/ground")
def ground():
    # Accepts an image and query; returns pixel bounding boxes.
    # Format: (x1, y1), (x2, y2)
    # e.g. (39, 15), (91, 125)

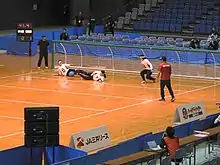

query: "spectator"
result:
(208, 26), (219, 50)
(160, 126), (182, 164)
(208, 34), (219, 50)
(75, 12), (84, 27)
(190, 38), (200, 49)
(88, 16), (96, 35)
(60, 28), (69, 40)
(210, 25), (218, 38)
(104, 15), (115, 36)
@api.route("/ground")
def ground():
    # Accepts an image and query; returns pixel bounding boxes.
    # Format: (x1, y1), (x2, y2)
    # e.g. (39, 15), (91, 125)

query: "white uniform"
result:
(141, 59), (153, 71)
(91, 71), (104, 82)
(58, 64), (70, 76)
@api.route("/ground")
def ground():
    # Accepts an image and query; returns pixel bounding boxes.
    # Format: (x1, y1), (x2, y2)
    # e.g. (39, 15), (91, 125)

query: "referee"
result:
(37, 36), (49, 69)
(157, 56), (175, 102)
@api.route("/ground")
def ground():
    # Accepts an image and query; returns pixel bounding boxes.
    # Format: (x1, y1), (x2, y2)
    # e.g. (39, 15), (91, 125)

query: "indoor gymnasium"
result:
(0, 0), (220, 165)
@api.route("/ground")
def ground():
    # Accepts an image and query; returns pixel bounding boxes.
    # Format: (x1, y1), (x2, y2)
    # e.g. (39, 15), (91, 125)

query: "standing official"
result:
(157, 56), (175, 102)
(139, 55), (155, 83)
(37, 36), (49, 69)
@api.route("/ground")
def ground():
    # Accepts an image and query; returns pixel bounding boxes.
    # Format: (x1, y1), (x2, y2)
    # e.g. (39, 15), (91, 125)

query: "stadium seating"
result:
(116, 0), (220, 35)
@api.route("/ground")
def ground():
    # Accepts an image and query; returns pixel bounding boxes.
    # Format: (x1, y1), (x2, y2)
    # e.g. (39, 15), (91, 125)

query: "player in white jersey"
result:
(77, 69), (106, 82)
(56, 60), (76, 77)
(139, 55), (155, 84)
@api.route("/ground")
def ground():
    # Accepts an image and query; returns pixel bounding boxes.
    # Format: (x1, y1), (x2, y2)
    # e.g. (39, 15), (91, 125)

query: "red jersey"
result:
(158, 62), (172, 80)
(164, 137), (180, 159)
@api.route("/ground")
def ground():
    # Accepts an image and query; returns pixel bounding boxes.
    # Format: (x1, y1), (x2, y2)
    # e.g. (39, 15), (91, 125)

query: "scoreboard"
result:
(16, 23), (33, 42)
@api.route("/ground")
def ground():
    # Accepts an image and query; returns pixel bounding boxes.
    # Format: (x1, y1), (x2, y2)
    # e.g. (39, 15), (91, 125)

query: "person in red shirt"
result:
(160, 126), (182, 164)
(157, 56), (175, 102)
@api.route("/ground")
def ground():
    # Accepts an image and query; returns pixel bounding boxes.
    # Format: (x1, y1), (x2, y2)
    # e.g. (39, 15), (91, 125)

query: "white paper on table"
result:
(194, 134), (208, 137)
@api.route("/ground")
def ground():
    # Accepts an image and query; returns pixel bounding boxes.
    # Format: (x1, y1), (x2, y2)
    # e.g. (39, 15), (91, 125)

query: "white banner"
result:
(173, 101), (206, 124)
(69, 125), (111, 152)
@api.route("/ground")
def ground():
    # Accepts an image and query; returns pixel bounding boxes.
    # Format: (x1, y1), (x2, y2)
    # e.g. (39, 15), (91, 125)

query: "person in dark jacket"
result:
(104, 15), (115, 36)
(37, 36), (49, 69)
(75, 12), (84, 27)
(210, 26), (218, 37)
(88, 16), (96, 35)
(60, 28), (69, 40)
(190, 38), (200, 49)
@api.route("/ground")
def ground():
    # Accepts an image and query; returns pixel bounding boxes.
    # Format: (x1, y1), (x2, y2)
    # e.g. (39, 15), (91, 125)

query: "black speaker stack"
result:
(24, 107), (59, 164)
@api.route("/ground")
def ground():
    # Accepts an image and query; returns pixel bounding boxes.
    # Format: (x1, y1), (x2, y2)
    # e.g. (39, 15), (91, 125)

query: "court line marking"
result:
(0, 116), (23, 120)
(1, 82), (219, 139)
(0, 70), (44, 80)
(31, 76), (193, 90)
(38, 71), (220, 83)
(0, 99), (106, 112)
(58, 82), (220, 124)
(0, 85), (153, 101)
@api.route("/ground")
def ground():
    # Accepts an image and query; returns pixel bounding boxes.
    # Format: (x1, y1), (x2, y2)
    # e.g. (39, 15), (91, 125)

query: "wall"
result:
(90, 0), (126, 23)
(0, 0), (69, 30)
(69, 0), (90, 20)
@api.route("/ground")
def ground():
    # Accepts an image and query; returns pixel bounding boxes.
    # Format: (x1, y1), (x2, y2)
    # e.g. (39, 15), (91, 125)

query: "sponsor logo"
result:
(182, 106), (203, 119)
(76, 133), (110, 148)
(76, 137), (84, 148)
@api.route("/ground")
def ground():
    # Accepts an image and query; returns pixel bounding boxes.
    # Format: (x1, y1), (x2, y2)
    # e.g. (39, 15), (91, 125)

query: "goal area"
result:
(51, 40), (220, 80)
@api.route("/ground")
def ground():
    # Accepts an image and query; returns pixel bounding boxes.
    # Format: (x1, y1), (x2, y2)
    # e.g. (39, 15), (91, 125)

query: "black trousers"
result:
(160, 80), (174, 99)
(140, 69), (155, 81)
(37, 52), (48, 67)
(77, 70), (93, 80)
(88, 26), (95, 35)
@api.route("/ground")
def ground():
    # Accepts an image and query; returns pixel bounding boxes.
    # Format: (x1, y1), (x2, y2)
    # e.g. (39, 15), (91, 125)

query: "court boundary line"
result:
(0, 99), (106, 112)
(0, 84), (154, 101)
(0, 116), (23, 120)
(0, 70), (44, 80)
(31, 76), (200, 90)
(1, 82), (219, 139)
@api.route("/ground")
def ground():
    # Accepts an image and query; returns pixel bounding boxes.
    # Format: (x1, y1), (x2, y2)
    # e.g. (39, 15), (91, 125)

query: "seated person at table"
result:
(56, 60), (76, 77)
(77, 69), (106, 82)
(160, 126), (182, 164)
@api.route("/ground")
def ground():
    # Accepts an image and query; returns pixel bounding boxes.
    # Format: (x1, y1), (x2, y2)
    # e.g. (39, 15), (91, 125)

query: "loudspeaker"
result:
(24, 107), (59, 122)
(25, 121), (59, 136)
(24, 107), (59, 148)
(25, 135), (59, 147)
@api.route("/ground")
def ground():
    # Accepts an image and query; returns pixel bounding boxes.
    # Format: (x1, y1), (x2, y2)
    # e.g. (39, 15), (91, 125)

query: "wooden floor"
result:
(0, 54), (220, 151)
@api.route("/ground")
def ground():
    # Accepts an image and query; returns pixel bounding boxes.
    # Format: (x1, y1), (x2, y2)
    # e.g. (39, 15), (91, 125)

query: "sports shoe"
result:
(45, 67), (48, 69)
(159, 98), (165, 102)
(37, 67), (40, 69)
(141, 81), (146, 84)
(171, 98), (175, 102)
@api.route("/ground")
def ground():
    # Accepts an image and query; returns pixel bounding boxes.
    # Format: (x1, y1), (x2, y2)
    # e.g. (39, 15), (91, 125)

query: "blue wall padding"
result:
(44, 145), (87, 165)
(0, 146), (43, 165)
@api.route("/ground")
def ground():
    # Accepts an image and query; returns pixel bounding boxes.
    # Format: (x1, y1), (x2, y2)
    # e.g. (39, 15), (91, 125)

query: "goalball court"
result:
(0, 41), (220, 151)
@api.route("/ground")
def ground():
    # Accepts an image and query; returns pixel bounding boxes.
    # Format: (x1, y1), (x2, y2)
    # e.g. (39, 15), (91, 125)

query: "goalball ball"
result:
(68, 71), (75, 77)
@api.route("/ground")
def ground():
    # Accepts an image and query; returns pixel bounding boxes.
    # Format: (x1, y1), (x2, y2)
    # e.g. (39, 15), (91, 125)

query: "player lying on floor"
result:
(77, 69), (107, 82)
(55, 60), (107, 82)
(55, 60), (76, 77)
